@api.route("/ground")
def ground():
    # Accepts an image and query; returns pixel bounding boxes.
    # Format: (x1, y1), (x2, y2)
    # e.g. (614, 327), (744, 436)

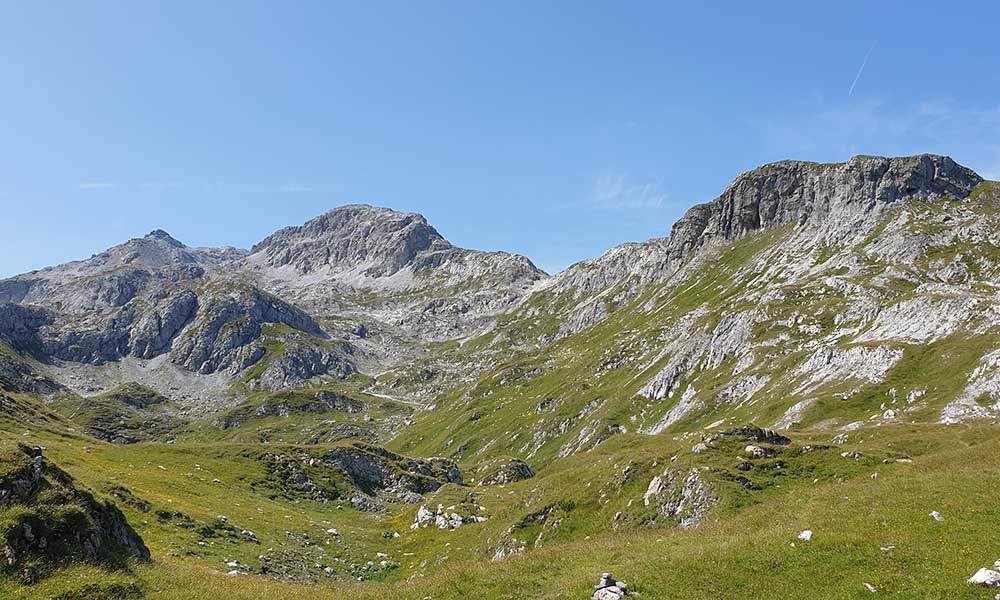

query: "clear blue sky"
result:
(2, 1), (999, 277)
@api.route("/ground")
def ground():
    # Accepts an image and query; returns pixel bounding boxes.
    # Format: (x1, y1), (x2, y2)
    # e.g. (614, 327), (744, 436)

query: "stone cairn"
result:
(592, 572), (629, 599)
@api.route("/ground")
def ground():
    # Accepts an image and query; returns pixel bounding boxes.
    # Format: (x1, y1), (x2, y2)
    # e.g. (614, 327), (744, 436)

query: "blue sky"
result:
(2, 1), (999, 277)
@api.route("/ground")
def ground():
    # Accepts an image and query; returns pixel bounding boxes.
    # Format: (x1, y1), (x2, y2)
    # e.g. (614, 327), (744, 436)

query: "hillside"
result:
(3, 154), (1000, 599)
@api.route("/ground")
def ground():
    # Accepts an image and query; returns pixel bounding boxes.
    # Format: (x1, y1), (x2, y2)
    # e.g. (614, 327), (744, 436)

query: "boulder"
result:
(744, 445), (772, 459)
(968, 568), (1000, 587)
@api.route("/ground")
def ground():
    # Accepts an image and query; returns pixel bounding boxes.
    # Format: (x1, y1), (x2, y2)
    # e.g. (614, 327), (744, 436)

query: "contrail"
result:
(848, 43), (875, 97)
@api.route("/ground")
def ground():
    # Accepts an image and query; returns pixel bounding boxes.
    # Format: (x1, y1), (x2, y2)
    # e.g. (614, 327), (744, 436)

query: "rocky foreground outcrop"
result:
(0, 445), (149, 581)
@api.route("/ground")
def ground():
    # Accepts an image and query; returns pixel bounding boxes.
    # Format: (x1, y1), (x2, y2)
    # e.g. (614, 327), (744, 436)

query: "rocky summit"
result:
(3, 154), (1000, 599)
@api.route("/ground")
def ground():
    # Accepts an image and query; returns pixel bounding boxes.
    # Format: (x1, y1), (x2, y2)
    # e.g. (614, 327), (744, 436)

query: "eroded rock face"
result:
(669, 155), (979, 256)
(0, 353), (62, 396)
(169, 285), (327, 375)
(249, 340), (356, 391)
(30, 287), (200, 365)
(0, 303), (52, 352)
(249, 204), (453, 278)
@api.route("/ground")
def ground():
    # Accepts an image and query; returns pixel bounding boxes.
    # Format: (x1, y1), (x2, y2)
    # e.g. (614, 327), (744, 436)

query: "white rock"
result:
(414, 505), (435, 527)
(797, 530), (812, 541)
(642, 476), (664, 506)
(968, 568), (1000, 587)
(593, 588), (627, 600)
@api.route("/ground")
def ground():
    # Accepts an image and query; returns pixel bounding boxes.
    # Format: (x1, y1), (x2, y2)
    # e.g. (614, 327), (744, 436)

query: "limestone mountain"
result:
(0, 204), (546, 413)
(243, 204), (547, 342)
(396, 154), (999, 468)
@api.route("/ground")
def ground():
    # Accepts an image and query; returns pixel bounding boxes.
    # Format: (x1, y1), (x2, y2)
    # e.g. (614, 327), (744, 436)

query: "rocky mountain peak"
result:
(664, 153), (982, 262)
(546, 154), (985, 333)
(248, 204), (454, 278)
(143, 229), (185, 248)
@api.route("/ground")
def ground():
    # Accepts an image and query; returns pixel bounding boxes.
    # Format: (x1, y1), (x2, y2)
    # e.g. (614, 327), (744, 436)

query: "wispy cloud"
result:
(590, 174), (667, 210)
(848, 43), (876, 97)
(73, 181), (342, 194)
(77, 181), (117, 190)
(279, 184), (341, 193)
(139, 181), (185, 190)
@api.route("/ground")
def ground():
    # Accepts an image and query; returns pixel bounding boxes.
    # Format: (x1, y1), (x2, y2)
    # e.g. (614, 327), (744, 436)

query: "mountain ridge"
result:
(0, 153), (991, 420)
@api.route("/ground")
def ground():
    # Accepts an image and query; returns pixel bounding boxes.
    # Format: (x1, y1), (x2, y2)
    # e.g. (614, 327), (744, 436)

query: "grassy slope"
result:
(3, 421), (1000, 599)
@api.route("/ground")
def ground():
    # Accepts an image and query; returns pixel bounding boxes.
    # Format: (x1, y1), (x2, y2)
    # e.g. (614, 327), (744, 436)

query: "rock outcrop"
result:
(321, 443), (462, 504)
(474, 457), (535, 486)
(0, 445), (149, 574)
(642, 467), (715, 528)
(169, 284), (327, 375)
(214, 390), (366, 430)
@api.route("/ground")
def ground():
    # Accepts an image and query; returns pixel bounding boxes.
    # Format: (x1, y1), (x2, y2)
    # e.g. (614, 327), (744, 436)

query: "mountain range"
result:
(3, 153), (1000, 599)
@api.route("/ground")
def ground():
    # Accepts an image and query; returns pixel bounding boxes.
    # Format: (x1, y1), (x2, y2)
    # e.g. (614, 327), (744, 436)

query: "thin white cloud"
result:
(590, 174), (667, 210)
(77, 181), (117, 190)
(279, 184), (341, 193)
(848, 43), (876, 97)
(139, 181), (185, 190)
(72, 181), (340, 193)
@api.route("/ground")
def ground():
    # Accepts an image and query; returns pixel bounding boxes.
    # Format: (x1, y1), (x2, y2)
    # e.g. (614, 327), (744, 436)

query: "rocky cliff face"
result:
(244, 204), (548, 343)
